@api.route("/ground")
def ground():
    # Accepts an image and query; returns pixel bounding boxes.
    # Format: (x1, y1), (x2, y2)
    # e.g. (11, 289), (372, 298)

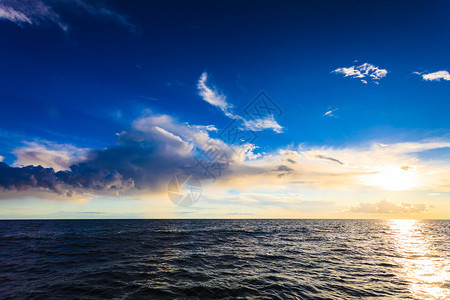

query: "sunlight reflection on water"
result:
(388, 219), (449, 300)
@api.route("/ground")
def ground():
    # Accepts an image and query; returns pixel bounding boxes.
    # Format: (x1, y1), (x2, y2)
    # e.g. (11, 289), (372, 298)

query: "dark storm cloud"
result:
(0, 162), (134, 196)
(0, 162), (60, 193)
(0, 115), (223, 198)
(57, 163), (135, 191)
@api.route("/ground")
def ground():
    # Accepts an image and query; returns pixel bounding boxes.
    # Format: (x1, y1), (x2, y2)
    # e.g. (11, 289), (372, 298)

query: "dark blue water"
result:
(0, 219), (449, 299)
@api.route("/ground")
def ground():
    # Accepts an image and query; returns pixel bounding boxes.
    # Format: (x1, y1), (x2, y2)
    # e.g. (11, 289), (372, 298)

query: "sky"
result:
(0, 0), (449, 219)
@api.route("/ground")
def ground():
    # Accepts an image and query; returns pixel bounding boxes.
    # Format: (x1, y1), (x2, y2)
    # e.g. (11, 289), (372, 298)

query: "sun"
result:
(362, 165), (419, 191)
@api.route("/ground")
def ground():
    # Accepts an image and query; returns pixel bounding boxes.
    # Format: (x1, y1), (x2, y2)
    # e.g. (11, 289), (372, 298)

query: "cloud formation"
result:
(413, 70), (450, 81)
(0, 114), (236, 199)
(243, 115), (283, 133)
(0, 0), (133, 31)
(349, 199), (433, 214)
(216, 140), (450, 194)
(197, 72), (284, 133)
(332, 63), (388, 84)
(13, 142), (89, 171)
(1, 110), (450, 201)
(0, 162), (134, 197)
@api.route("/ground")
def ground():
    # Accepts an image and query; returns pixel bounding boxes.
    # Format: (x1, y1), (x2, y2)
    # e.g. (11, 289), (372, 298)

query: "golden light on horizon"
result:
(388, 219), (449, 299)
(362, 166), (419, 191)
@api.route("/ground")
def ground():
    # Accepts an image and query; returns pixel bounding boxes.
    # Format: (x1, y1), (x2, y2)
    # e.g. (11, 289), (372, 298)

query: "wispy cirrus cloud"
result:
(0, 0), (134, 32)
(332, 62), (388, 84)
(197, 72), (284, 133)
(197, 72), (233, 117)
(0, 0), (67, 30)
(413, 70), (450, 81)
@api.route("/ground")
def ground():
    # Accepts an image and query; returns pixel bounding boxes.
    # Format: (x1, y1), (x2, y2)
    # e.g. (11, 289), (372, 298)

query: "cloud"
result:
(197, 72), (283, 133)
(0, 0), (133, 32)
(332, 63), (388, 84)
(0, 162), (134, 197)
(72, 0), (134, 29)
(349, 199), (433, 214)
(190, 124), (218, 132)
(0, 155), (3, 162)
(0, 0), (67, 30)
(58, 211), (105, 215)
(0, 163), (62, 194)
(315, 155), (344, 165)
(243, 115), (283, 133)
(204, 191), (341, 216)
(13, 141), (89, 171)
(0, 113), (237, 199)
(0, 4), (31, 24)
(197, 72), (233, 117)
(85, 114), (234, 190)
(166, 80), (188, 88)
(2, 109), (450, 201)
(213, 140), (450, 194)
(323, 108), (338, 117)
(413, 70), (450, 81)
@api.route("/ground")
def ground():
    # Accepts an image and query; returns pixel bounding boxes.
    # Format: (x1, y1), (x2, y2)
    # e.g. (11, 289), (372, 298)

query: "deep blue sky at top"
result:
(0, 0), (449, 164)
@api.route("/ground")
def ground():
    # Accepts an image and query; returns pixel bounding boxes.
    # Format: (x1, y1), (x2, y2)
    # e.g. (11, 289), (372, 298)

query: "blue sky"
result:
(0, 0), (449, 219)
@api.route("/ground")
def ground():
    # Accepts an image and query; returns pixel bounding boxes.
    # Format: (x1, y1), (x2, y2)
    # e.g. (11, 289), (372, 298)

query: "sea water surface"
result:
(0, 219), (449, 299)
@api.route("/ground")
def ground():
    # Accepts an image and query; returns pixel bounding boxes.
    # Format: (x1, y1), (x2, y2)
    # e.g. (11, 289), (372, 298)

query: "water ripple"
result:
(0, 219), (448, 299)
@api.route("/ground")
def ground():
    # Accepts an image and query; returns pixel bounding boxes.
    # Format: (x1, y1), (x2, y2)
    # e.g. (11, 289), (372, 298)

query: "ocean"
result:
(0, 219), (448, 299)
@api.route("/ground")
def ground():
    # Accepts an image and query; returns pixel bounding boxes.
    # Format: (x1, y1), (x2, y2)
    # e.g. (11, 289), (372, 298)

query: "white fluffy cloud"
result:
(13, 142), (89, 171)
(243, 115), (283, 133)
(333, 63), (388, 84)
(0, 0), (133, 31)
(414, 70), (450, 81)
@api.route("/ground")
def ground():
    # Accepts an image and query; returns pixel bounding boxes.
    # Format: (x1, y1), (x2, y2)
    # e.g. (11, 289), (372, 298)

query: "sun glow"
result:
(361, 166), (419, 191)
